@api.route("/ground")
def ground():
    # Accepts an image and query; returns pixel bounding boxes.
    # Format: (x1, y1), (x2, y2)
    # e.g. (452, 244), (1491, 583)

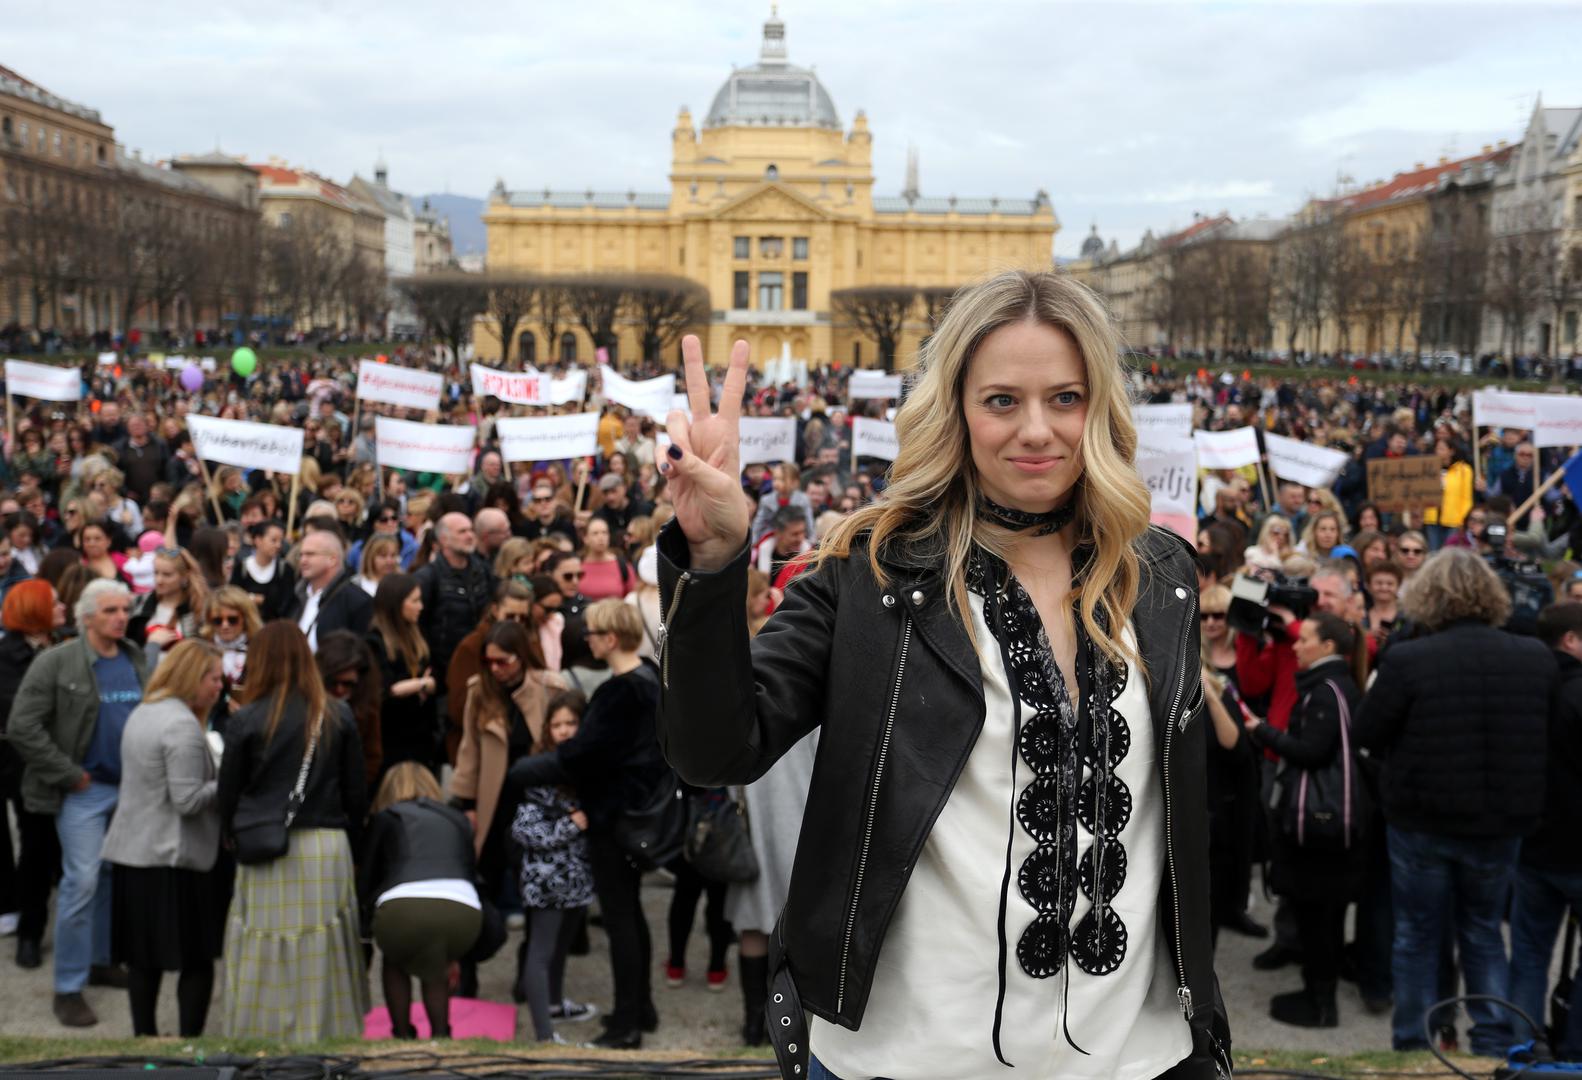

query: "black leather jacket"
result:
(357, 798), (476, 924)
(656, 522), (1229, 1080)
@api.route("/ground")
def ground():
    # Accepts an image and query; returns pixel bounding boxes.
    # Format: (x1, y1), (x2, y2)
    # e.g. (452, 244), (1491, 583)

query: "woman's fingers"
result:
(717, 340), (750, 424)
(681, 335), (712, 419)
(665, 412), (695, 458)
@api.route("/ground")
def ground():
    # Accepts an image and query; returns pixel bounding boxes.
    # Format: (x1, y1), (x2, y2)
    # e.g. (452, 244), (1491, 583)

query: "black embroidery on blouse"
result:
(968, 547), (1133, 1065)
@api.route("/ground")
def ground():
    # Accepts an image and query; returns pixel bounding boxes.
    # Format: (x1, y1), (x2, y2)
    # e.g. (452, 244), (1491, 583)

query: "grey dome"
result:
(704, 12), (840, 130)
(1080, 225), (1105, 258)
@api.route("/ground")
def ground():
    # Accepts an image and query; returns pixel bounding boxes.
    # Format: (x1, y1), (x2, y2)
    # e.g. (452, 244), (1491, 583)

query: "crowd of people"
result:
(0, 329), (1577, 1062)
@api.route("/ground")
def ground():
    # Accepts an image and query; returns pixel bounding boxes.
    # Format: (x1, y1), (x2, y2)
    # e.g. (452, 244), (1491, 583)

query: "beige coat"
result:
(449, 668), (567, 855)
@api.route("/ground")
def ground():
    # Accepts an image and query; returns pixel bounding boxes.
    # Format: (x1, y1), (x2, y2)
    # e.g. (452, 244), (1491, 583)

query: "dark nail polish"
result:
(667, 444), (683, 461)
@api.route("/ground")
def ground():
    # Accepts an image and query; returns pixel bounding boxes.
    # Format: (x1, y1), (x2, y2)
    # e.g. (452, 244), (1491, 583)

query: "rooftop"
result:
(502, 189), (671, 211)
(1331, 146), (1514, 214)
(704, 10), (840, 130)
(872, 193), (1050, 217)
(0, 65), (104, 124)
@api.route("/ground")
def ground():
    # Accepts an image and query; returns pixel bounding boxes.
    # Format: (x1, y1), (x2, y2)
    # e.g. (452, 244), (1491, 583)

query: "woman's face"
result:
(608, 455), (627, 477)
(373, 546), (401, 579)
(1369, 573), (1399, 605)
(10, 524), (33, 550)
(193, 659), (226, 714)
(1196, 530), (1213, 556)
(963, 319), (1087, 515)
(748, 587), (771, 619)
(212, 604), (245, 642)
(52, 596), (67, 630)
(1315, 517), (1340, 549)
(224, 472), (242, 493)
(401, 587), (423, 624)
(336, 494), (359, 520)
(1357, 508), (1380, 533)
(585, 519), (610, 555)
(326, 666), (359, 701)
(1436, 440), (1453, 466)
(546, 706), (579, 748)
(512, 555), (535, 578)
(1265, 524), (1291, 550)
(154, 556), (185, 599)
(1200, 603), (1228, 642)
(1293, 619), (1335, 670)
(484, 643), (523, 687)
(80, 526), (109, 560)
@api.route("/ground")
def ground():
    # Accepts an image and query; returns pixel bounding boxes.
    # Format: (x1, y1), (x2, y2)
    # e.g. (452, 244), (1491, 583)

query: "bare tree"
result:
(483, 271), (538, 368)
(624, 273), (710, 364)
(400, 271), (487, 370)
(534, 280), (573, 365)
(564, 275), (627, 361)
(831, 285), (917, 369)
(1388, 234), (1427, 358)
(1486, 202), (1557, 356)
(1543, 242), (1582, 371)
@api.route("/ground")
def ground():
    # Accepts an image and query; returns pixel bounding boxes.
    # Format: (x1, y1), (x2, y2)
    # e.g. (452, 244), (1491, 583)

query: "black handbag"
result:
(233, 715), (320, 866)
(684, 789), (759, 884)
(613, 768), (687, 872)
(1275, 679), (1370, 852)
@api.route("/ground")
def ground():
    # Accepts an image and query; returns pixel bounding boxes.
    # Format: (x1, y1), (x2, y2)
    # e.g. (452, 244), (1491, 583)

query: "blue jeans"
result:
(809, 1059), (891, 1080)
(54, 781), (117, 993)
(1387, 826), (1518, 1055)
(1508, 862), (1582, 1054)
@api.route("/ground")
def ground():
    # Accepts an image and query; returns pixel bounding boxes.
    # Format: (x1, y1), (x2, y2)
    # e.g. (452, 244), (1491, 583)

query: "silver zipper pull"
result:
(1177, 985), (1194, 1019)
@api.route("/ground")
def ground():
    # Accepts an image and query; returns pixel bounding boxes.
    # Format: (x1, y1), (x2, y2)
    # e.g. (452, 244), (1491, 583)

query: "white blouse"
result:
(809, 593), (1192, 1080)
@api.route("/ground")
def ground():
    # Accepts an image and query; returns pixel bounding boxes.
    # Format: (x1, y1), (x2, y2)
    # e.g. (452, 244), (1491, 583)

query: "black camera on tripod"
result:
(1227, 572), (1319, 638)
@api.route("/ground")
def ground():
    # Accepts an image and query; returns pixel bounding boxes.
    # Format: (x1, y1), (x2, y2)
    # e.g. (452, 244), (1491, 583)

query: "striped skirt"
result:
(222, 828), (368, 1042)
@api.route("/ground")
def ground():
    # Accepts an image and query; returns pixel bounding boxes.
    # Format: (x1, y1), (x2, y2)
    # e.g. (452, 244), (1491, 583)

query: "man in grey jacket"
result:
(8, 580), (148, 1027)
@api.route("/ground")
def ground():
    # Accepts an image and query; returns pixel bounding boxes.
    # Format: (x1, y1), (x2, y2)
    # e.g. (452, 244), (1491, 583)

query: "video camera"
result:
(1481, 514), (1553, 636)
(1228, 572), (1318, 638)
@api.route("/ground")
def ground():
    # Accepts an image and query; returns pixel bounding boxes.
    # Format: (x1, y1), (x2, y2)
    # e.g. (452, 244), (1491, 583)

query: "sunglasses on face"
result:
(558, 571), (583, 581)
(377, 514), (398, 523)
(532, 494), (553, 502)
(500, 612), (530, 623)
(1200, 611), (1227, 621)
(1399, 546), (1425, 556)
(214, 614), (241, 627)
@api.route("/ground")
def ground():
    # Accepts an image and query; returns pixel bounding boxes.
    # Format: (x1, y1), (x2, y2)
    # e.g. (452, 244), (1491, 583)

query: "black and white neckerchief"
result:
(966, 547), (1133, 1068)
(976, 494), (1077, 537)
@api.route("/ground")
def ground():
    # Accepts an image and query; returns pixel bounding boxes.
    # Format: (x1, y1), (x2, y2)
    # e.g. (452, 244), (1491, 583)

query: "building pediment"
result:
(706, 182), (832, 222)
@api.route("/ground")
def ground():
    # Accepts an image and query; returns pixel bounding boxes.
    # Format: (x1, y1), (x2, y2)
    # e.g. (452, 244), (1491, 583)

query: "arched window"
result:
(559, 331), (577, 363)
(765, 163), (779, 180)
(519, 330), (536, 365)
(605, 338), (618, 366)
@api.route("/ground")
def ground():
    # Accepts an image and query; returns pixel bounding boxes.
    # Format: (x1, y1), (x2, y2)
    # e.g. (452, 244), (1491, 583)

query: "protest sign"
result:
(851, 417), (900, 462)
(187, 415), (304, 475)
(1192, 427), (1260, 470)
(1367, 456), (1441, 513)
(738, 417), (796, 465)
(359, 359), (443, 411)
(1535, 395), (1582, 449)
(1473, 389), (1541, 433)
(471, 363), (549, 406)
(549, 370), (587, 406)
(599, 365), (675, 420)
(1132, 403), (1194, 448)
(496, 413), (601, 463)
(849, 370), (903, 400)
(376, 416), (475, 475)
(1263, 431), (1350, 489)
(1138, 443), (1199, 540)
(97, 352), (117, 368)
(4, 359), (81, 402)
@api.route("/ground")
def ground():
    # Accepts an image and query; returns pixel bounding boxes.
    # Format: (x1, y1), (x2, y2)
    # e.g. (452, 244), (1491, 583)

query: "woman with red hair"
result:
(0, 579), (67, 968)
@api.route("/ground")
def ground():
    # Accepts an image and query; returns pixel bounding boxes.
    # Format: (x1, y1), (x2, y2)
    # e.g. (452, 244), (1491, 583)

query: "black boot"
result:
(740, 954), (769, 1047)
(1269, 980), (1338, 1028)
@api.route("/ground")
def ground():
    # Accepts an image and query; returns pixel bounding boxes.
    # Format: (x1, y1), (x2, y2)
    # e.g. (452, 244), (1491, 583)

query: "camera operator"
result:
(1479, 512), (1554, 637)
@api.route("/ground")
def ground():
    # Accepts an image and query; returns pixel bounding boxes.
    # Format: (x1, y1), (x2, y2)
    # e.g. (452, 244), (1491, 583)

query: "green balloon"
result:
(231, 347), (258, 377)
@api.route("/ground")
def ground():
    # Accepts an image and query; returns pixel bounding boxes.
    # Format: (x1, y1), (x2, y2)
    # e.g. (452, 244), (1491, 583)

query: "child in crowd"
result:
(511, 690), (597, 1043)
(122, 531), (163, 594)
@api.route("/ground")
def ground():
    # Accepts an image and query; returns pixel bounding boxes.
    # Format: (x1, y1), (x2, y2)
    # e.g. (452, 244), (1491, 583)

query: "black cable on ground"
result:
(1422, 994), (1549, 1080)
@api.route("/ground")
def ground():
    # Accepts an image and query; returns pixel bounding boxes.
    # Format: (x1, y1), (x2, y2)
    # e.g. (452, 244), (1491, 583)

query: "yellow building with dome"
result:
(478, 11), (1058, 370)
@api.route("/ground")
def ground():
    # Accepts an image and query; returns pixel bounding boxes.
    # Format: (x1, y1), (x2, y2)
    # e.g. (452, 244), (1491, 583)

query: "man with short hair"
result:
(474, 508), (512, 563)
(593, 475), (637, 547)
(522, 480), (577, 545)
(113, 414), (169, 507)
(414, 513), (496, 699)
(1274, 481), (1308, 538)
(290, 529), (372, 651)
(8, 580), (147, 1027)
(753, 505), (813, 583)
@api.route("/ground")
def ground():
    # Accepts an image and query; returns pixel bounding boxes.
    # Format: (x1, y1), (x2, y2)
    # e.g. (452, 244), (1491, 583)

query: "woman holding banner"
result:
(653, 269), (1228, 1080)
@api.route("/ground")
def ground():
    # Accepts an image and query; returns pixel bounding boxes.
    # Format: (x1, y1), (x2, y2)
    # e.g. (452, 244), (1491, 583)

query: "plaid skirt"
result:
(222, 828), (368, 1042)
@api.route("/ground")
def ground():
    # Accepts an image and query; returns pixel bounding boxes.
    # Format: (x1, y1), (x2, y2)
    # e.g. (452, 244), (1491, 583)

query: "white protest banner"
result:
(1535, 395), (1582, 449)
(1133, 403), (1194, 448)
(199, 357), (217, 372)
(738, 417), (796, 465)
(471, 362), (550, 406)
(1138, 443), (1199, 540)
(851, 417), (900, 461)
(187, 415), (304, 475)
(163, 355), (188, 372)
(549, 370), (587, 406)
(1264, 431), (1350, 489)
(96, 352), (117, 368)
(1192, 427), (1261, 470)
(599, 365), (675, 420)
(359, 359), (443, 411)
(4, 360), (81, 402)
(496, 413), (600, 463)
(376, 415), (475, 475)
(670, 393), (692, 419)
(849, 370), (903, 399)
(1473, 389), (1542, 432)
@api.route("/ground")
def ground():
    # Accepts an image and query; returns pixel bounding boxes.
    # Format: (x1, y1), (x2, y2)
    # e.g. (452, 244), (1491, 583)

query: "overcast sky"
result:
(8, 1), (1579, 257)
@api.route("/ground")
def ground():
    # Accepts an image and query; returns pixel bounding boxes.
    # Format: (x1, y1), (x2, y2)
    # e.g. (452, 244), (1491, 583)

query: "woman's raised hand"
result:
(661, 334), (753, 570)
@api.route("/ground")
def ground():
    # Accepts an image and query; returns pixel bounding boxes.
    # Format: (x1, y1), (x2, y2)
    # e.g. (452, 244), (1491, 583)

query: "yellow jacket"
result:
(1424, 460), (1473, 528)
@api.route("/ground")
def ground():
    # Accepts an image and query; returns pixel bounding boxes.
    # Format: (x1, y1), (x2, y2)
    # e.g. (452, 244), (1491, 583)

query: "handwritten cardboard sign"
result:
(1367, 456), (1441, 513)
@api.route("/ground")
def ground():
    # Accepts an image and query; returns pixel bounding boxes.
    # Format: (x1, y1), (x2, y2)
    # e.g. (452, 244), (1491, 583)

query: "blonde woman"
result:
(494, 537), (536, 581)
(204, 587), (261, 723)
(653, 270), (1227, 1075)
(1255, 515), (1295, 561)
(358, 534), (402, 596)
(1299, 510), (1345, 561)
(130, 547), (209, 667)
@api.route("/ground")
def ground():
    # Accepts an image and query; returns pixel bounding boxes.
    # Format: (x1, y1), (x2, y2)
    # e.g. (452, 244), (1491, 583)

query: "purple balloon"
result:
(180, 365), (204, 392)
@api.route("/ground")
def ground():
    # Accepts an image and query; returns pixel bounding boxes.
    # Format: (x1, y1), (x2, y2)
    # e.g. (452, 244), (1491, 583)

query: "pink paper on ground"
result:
(363, 997), (517, 1041)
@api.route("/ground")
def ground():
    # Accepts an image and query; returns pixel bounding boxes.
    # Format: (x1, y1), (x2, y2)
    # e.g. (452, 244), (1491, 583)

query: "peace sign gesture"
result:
(661, 334), (754, 571)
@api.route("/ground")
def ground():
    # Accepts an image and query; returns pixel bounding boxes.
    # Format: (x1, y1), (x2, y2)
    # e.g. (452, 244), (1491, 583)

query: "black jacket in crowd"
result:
(217, 695), (367, 847)
(1522, 651), (1582, 872)
(357, 797), (475, 925)
(288, 568), (373, 643)
(1355, 618), (1554, 837)
(414, 552), (495, 692)
(232, 556), (298, 624)
(655, 522), (1229, 1080)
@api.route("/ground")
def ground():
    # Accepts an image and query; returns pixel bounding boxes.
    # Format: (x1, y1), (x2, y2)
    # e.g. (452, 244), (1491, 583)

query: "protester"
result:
(315, 630), (384, 788)
(129, 547), (207, 667)
(232, 519), (294, 621)
(367, 573), (439, 775)
(444, 579), (533, 764)
(414, 513), (495, 705)
(290, 528), (372, 650)
(100, 640), (227, 1037)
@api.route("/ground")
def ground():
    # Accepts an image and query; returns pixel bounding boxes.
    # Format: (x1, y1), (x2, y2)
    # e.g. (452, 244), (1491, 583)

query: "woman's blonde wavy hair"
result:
(815, 269), (1150, 668)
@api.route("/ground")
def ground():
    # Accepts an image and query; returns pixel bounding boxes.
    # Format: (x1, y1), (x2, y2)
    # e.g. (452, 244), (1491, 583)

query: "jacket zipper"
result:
(836, 612), (911, 1013)
(1162, 585), (1196, 1021)
(657, 571), (690, 689)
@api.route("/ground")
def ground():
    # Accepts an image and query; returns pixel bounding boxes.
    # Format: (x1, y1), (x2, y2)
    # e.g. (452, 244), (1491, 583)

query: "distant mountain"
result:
(416, 193), (486, 255)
